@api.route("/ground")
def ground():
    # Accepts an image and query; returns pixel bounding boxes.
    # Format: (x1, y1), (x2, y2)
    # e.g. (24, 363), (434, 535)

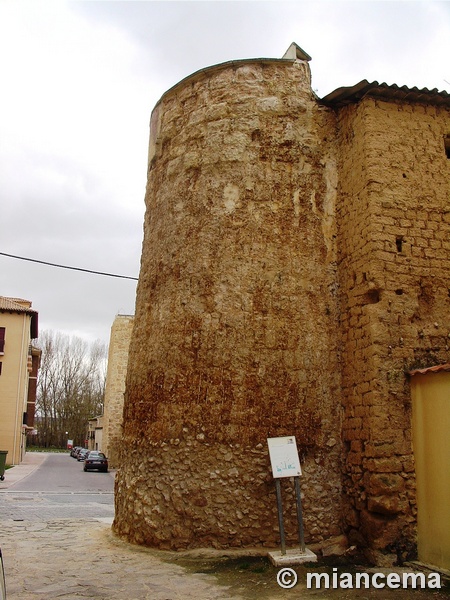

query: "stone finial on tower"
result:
(282, 42), (312, 62)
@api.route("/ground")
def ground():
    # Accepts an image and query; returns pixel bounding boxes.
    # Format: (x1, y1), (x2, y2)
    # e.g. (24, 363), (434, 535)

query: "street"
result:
(0, 452), (114, 521)
(9, 452), (114, 492)
(0, 453), (448, 600)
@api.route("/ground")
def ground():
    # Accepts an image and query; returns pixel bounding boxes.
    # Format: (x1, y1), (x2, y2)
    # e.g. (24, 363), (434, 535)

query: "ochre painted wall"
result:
(411, 370), (450, 572)
(0, 310), (32, 464)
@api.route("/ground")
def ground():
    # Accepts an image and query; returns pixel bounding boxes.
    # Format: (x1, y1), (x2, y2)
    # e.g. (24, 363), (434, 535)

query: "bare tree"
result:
(34, 330), (107, 448)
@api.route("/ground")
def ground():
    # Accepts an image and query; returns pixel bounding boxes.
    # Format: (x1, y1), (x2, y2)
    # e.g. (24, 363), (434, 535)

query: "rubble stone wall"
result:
(113, 58), (344, 549)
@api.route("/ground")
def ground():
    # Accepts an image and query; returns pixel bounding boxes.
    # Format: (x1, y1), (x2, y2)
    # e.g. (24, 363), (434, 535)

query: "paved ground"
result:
(0, 454), (448, 600)
(1, 454), (243, 599)
(1, 519), (247, 600)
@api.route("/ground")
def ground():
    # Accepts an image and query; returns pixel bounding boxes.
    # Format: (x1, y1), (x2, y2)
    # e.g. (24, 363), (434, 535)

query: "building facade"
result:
(87, 415), (104, 452)
(113, 44), (450, 564)
(102, 315), (134, 467)
(0, 297), (39, 465)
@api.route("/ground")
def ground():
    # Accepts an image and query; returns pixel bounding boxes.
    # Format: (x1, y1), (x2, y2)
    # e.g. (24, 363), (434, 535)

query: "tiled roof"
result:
(321, 80), (450, 107)
(0, 296), (39, 338)
(0, 296), (36, 314)
(408, 363), (450, 377)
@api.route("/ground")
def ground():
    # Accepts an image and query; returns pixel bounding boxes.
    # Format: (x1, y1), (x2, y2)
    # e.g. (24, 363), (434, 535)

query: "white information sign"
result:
(267, 436), (302, 479)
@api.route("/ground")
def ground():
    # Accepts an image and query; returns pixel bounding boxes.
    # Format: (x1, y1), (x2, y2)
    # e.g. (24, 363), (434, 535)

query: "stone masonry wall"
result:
(113, 49), (450, 560)
(113, 58), (344, 550)
(103, 315), (134, 467)
(337, 97), (450, 563)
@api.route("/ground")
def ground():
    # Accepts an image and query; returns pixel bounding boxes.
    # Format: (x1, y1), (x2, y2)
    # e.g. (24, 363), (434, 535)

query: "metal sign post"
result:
(267, 436), (316, 565)
(267, 436), (303, 555)
(294, 475), (305, 553)
(275, 478), (286, 555)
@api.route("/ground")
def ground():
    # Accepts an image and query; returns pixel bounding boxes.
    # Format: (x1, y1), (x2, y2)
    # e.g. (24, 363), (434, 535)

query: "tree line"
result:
(32, 330), (107, 448)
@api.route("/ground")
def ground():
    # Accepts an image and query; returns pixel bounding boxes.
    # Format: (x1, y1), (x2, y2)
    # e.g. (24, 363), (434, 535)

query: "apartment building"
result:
(0, 296), (39, 464)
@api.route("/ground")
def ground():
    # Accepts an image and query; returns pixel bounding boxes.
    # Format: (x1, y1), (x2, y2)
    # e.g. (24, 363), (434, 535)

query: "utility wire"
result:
(0, 251), (138, 281)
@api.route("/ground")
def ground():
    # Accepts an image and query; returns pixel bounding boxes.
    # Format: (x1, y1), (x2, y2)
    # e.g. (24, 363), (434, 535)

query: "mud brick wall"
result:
(103, 315), (134, 467)
(337, 97), (450, 562)
(112, 49), (450, 560)
(113, 58), (344, 550)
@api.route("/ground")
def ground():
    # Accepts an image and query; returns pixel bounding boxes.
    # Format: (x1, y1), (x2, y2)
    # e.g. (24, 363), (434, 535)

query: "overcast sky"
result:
(1, 0), (449, 345)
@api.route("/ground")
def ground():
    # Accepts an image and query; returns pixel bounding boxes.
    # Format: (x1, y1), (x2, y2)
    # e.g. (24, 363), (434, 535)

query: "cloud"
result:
(1, 0), (449, 343)
(72, 1), (450, 95)
(0, 0), (145, 341)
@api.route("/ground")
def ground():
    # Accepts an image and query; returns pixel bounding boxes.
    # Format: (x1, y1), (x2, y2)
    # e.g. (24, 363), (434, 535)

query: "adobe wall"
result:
(102, 315), (134, 467)
(337, 97), (450, 563)
(113, 58), (344, 550)
(112, 50), (450, 561)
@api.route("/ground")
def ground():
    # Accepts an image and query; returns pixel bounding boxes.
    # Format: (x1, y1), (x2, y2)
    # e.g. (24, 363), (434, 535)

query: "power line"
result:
(0, 251), (139, 281)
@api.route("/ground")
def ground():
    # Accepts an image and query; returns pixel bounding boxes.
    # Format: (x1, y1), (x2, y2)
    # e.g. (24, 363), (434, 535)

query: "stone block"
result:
(268, 547), (318, 566)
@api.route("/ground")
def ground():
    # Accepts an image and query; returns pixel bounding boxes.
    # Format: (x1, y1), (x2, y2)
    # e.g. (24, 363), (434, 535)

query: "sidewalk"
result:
(0, 451), (48, 489)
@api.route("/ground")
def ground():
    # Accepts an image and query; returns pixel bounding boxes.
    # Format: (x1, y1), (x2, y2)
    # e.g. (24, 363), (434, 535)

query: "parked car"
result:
(77, 449), (89, 462)
(83, 451), (108, 473)
(70, 446), (82, 458)
(72, 447), (83, 459)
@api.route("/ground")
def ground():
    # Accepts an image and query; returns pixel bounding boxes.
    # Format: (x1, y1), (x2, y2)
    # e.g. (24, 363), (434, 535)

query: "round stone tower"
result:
(113, 45), (343, 550)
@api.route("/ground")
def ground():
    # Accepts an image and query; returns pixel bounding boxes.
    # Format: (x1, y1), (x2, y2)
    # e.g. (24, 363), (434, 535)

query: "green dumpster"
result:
(0, 451), (8, 481)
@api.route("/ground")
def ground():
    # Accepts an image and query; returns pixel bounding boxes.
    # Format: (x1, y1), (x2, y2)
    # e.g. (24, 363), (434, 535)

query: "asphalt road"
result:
(0, 452), (114, 521)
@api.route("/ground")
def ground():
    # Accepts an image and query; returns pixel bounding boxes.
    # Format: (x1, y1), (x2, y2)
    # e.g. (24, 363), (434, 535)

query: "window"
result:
(445, 135), (450, 159)
(0, 328), (4, 354)
(0, 362), (2, 375)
